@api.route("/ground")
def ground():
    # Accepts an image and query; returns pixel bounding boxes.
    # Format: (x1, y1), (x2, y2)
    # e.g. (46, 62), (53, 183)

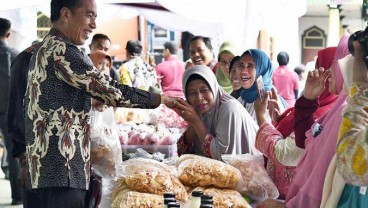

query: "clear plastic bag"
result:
(110, 178), (164, 208)
(177, 154), (242, 189)
(90, 108), (122, 178)
(120, 158), (188, 201)
(123, 157), (177, 176)
(224, 154), (279, 201)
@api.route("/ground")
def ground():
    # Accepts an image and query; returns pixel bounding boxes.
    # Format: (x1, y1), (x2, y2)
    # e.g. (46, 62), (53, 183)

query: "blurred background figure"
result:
(272, 52), (299, 109)
(118, 40), (157, 90)
(0, 17), (22, 205)
(294, 64), (307, 97)
(89, 33), (119, 82)
(155, 41), (185, 98)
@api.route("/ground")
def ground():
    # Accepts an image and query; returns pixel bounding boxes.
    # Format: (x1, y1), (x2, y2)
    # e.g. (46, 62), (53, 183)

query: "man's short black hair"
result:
(164, 41), (177, 54)
(0, 18), (11, 37)
(189, 36), (213, 50)
(277, 52), (289, 66)
(126, 40), (142, 56)
(91, 33), (111, 44)
(50, 0), (84, 23)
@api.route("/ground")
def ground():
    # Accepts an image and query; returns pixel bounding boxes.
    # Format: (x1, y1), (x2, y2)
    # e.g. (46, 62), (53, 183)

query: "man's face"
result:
(189, 39), (214, 66)
(90, 38), (111, 53)
(64, 0), (97, 45)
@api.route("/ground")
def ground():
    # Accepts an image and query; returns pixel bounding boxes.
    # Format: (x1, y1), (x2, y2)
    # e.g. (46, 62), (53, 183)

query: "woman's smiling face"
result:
(237, 54), (256, 89)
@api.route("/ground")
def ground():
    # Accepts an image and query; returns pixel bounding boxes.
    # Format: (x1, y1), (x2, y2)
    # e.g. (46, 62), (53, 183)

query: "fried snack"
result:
(229, 159), (279, 201)
(192, 187), (252, 208)
(111, 177), (129, 201)
(91, 142), (117, 177)
(125, 170), (188, 201)
(111, 189), (164, 208)
(176, 154), (208, 166)
(124, 158), (177, 176)
(177, 158), (241, 189)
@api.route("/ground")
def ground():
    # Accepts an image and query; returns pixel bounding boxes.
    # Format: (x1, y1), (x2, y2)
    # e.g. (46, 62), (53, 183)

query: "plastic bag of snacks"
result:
(121, 159), (188, 201)
(192, 187), (252, 208)
(110, 178), (164, 208)
(123, 157), (177, 176)
(90, 108), (122, 178)
(225, 154), (279, 201)
(177, 154), (242, 189)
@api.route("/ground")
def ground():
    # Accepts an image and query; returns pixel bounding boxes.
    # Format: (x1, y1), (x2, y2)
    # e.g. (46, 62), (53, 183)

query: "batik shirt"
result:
(337, 82), (368, 186)
(24, 28), (160, 190)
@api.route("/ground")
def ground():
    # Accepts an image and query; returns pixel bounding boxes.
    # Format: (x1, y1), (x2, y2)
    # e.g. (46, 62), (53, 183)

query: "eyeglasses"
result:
(219, 60), (231, 66)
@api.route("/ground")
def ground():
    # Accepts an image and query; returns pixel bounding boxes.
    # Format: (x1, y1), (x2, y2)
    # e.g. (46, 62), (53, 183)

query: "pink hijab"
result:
(285, 35), (350, 208)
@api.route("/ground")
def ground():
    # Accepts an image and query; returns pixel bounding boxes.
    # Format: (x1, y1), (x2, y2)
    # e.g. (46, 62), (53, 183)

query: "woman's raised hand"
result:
(303, 67), (329, 100)
(174, 98), (201, 124)
(268, 88), (282, 123)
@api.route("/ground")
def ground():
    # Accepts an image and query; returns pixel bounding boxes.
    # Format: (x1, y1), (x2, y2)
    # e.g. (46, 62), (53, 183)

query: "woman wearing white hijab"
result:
(175, 65), (259, 161)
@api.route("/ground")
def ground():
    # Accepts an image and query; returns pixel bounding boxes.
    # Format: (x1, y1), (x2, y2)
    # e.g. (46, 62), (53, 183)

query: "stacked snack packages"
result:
(227, 154), (279, 201)
(110, 158), (188, 208)
(110, 154), (277, 207)
(176, 154), (241, 189)
(177, 154), (252, 208)
(111, 177), (164, 208)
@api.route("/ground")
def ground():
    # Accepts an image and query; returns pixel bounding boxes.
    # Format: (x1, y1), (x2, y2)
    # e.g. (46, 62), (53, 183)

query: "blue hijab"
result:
(240, 49), (273, 103)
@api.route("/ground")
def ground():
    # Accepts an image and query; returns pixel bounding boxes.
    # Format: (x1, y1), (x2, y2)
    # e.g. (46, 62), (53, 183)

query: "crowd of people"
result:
(1, 0), (368, 207)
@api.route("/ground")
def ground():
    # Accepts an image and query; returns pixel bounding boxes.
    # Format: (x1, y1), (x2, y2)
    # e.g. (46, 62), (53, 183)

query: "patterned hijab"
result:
(240, 49), (274, 103)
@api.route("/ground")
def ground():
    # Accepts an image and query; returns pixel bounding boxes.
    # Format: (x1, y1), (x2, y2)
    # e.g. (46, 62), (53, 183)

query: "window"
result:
(302, 26), (326, 49)
(37, 12), (51, 41)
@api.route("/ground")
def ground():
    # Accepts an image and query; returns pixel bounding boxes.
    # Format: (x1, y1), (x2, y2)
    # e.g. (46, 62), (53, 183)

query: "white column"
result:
(327, 5), (341, 47)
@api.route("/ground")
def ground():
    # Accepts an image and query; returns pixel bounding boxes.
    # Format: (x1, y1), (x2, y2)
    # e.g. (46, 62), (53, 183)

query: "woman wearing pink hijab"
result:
(257, 35), (350, 208)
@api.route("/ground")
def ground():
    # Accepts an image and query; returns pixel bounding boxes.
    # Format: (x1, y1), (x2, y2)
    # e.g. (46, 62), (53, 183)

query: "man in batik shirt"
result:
(24, 0), (175, 206)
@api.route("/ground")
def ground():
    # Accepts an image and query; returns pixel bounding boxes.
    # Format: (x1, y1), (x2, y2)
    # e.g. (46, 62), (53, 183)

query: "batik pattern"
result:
(25, 29), (156, 189)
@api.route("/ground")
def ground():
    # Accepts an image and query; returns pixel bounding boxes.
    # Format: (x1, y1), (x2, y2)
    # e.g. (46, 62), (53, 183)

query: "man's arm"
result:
(52, 42), (161, 109)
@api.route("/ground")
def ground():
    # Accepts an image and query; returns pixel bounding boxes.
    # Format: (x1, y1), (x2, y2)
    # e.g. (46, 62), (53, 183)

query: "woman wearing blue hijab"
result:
(237, 49), (286, 121)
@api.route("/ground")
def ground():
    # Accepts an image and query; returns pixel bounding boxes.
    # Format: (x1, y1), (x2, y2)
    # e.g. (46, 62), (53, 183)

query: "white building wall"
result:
(271, 17), (301, 71)
(299, 16), (329, 44)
